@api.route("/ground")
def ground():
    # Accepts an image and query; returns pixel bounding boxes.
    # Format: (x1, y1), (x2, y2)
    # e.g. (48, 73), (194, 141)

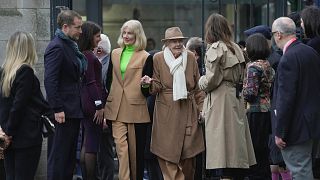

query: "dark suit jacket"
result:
(44, 36), (83, 119)
(273, 40), (320, 145)
(0, 65), (45, 148)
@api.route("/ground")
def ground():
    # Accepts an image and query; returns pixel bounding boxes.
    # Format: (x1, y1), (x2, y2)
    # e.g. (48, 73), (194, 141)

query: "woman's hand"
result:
(275, 136), (286, 149)
(0, 129), (12, 150)
(140, 75), (153, 87)
(102, 119), (109, 130)
(198, 111), (205, 124)
(93, 109), (104, 125)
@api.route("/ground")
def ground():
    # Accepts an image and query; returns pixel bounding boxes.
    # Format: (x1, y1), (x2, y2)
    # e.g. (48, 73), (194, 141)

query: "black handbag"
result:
(30, 91), (55, 138)
(41, 115), (55, 138)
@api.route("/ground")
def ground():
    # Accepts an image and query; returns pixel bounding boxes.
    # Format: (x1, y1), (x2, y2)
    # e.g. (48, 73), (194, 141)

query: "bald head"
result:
(272, 17), (297, 50)
(272, 17), (296, 35)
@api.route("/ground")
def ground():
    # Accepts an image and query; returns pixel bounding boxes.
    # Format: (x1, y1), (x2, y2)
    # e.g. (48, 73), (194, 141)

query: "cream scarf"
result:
(164, 47), (188, 101)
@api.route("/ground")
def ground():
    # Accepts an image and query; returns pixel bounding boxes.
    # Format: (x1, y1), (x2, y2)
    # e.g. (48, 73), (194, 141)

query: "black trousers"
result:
(97, 125), (115, 180)
(4, 144), (42, 180)
(0, 159), (5, 180)
(247, 112), (271, 180)
(134, 123), (148, 180)
(47, 118), (81, 180)
(144, 122), (163, 180)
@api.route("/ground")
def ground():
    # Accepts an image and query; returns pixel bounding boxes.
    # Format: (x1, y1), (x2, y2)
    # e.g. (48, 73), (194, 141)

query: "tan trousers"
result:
(158, 157), (195, 180)
(112, 121), (137, 180)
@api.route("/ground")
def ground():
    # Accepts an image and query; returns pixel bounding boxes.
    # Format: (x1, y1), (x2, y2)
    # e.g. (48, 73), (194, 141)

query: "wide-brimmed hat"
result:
(161, 27), (188, 41)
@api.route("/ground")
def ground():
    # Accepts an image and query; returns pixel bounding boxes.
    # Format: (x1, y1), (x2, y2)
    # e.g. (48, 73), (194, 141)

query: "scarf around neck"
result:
(55, 29), (87, 75)
(164, 47), (188, 101)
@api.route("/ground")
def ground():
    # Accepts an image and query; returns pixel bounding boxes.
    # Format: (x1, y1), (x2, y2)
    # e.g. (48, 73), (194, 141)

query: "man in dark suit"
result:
(44, 10), (84, 180)
(272, 17), (320, 179)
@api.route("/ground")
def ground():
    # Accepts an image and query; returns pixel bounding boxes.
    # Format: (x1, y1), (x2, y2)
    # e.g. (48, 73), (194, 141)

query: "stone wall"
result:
(0, 0), (50, 179)
(0, 0), (50, 83)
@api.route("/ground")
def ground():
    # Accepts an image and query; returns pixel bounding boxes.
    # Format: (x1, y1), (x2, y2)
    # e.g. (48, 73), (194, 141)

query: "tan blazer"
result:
(104, 48), (150, 123)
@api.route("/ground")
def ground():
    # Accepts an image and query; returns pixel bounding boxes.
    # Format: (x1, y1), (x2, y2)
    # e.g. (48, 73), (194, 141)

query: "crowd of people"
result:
(0, 5), (320, 180)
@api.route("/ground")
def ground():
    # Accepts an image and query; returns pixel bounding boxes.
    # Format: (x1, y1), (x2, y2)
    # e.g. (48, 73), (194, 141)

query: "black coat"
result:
(44, 36), (84, 118)
(307, 36), (320, 55)
(273, 40), (320, 145)
(0, 65), (49, 148)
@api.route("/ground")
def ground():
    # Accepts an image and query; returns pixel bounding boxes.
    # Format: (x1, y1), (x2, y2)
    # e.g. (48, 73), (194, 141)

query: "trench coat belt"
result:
(187, 91), (198, 126)
(160, 89), (198, 135)
(221, 80), (236, 87)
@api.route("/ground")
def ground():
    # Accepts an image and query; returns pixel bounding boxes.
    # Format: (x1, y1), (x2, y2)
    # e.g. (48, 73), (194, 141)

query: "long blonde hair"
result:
(1, 31), (38, 97)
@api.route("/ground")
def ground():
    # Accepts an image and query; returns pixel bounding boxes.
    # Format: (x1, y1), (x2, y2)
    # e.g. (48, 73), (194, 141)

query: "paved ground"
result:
(35, 139), (119, 180)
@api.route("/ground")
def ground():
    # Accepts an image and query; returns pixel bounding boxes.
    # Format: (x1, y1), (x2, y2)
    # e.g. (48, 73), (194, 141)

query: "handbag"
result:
(30, 91), (55, 138)
(41, 115), (55, 138)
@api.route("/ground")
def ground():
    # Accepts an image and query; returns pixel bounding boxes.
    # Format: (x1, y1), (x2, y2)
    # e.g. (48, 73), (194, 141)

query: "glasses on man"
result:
(272, 31), (280, 36)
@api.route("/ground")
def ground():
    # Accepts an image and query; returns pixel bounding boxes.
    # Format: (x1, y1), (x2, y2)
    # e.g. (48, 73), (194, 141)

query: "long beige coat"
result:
(199, 41), (256, 169)
(150, 51), (205, 164)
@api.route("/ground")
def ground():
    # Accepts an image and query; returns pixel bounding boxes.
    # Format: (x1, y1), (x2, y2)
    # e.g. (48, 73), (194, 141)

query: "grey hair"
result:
(186, 37), (202, 51)
(273, 17), (296, 35)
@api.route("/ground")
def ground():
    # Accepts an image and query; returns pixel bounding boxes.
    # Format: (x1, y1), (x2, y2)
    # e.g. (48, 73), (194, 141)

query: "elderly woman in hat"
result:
(104, 19), (153, 180)
(141, 27), (205, 180)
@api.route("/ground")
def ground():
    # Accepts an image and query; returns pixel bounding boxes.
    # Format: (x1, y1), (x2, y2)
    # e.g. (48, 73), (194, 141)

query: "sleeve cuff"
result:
(141, 84), (150, 88)
(53, 107), (64, 113)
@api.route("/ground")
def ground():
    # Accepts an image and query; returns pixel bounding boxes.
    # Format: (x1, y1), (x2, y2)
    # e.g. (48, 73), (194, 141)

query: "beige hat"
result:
(161, 27), (188, 41)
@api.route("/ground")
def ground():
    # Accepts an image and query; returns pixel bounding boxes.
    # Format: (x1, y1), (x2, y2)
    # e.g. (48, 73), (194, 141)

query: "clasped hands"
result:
(140, 75), (153, 87)
(0, 128), (11, 150)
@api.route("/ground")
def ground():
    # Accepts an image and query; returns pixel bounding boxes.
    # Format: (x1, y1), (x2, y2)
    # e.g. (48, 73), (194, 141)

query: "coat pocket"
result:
(304, 111), (320, 139)
(106, 96), (113, 102)
(155, 100), (170, 124)
(128, 98), (146, 105)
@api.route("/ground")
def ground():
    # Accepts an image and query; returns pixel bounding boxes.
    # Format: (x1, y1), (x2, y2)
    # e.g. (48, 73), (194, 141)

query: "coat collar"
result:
(57, 37), (81, 77)
(112, 48), (148, 85)
(284, 39), (300, 53)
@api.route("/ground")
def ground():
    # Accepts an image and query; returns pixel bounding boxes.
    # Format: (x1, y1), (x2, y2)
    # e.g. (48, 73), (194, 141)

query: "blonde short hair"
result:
(1, 31), (37, 97)
(117, 20), (147, 51)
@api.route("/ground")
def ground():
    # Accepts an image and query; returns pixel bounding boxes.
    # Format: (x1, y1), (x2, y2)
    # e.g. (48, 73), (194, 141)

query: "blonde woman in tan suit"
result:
(141, 27), (205, 180)
(104, 20), (153, 180)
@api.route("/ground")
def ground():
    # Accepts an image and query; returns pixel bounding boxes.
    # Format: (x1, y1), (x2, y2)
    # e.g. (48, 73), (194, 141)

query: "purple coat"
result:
(81, 50), (105, 117)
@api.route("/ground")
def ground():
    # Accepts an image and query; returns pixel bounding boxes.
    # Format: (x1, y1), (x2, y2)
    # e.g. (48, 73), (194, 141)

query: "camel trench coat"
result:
(199, 41), (256, 169)
(150, 50), (205, 164)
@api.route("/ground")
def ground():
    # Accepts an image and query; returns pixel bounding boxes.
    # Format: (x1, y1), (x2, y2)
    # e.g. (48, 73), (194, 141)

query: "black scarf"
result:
(55, 29), (87, 75)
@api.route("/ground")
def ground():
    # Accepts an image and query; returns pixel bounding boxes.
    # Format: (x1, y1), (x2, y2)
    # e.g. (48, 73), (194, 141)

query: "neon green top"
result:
(120, 45), (135, 79)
